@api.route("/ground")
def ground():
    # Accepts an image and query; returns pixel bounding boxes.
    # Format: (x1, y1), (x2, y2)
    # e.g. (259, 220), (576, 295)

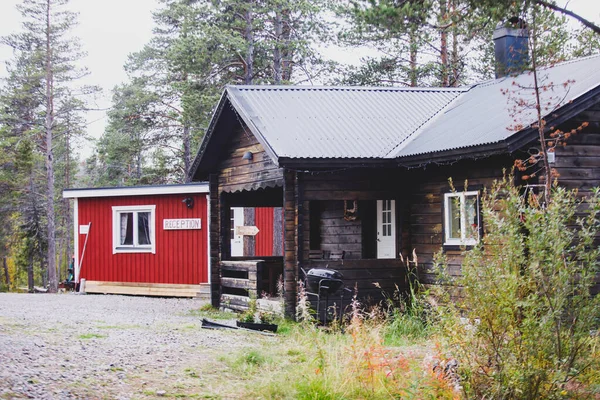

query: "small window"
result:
(443, 191), (480, 246)
(112, 205), (156, 254)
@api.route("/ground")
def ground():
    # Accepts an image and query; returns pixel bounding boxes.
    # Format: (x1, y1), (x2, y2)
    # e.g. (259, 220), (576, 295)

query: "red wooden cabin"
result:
(63, 184), (211, 297)
(63, 184), (281, 298)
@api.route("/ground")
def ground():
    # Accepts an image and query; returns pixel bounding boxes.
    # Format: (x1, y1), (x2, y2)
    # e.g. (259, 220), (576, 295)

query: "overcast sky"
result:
(0, 0), (599, 157)
(0, 0), (160, 156)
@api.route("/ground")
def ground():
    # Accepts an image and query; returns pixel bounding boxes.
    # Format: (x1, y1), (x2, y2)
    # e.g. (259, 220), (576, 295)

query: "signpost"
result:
(235, 225), (260, 236)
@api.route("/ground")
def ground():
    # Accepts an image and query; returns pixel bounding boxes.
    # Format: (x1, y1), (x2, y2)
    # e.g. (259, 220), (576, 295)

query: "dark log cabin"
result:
(190, 48), (600, 317)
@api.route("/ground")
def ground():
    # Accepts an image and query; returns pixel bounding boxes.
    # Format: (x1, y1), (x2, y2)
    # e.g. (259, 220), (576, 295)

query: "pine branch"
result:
(536, 0), (600, 34)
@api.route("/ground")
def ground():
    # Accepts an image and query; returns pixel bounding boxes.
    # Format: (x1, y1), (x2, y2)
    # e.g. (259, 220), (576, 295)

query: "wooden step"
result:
(83, 281), (211, 298)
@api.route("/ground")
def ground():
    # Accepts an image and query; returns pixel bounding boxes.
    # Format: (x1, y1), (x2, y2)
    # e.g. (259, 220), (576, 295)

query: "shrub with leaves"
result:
(436, 177), (600, 399)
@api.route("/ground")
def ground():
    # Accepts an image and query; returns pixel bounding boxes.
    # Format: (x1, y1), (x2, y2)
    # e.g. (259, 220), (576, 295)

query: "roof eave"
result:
(278, 156), (396, 170)
(188, 90), (230, 181)
(396, 142), (510, 167)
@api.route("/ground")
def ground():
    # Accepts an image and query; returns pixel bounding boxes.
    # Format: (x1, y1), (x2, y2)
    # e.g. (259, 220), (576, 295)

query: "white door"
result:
(230, 207), (244, 256)
(376, 200), (396, 259)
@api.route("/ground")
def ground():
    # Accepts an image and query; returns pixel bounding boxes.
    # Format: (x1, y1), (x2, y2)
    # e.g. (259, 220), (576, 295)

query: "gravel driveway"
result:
(0, 293), (264, 399)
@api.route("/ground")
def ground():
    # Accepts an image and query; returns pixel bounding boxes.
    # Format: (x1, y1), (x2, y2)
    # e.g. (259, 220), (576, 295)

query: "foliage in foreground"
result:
(224, 305), (456, 399)
(436, 178), (600, 399)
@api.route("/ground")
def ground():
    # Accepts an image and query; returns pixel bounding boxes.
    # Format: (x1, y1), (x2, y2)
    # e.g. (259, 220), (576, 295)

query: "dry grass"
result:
(216, 316), (459, 399)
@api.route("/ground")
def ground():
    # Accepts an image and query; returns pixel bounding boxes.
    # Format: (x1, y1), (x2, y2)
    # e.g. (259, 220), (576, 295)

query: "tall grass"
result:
(225, 299), (456, 399)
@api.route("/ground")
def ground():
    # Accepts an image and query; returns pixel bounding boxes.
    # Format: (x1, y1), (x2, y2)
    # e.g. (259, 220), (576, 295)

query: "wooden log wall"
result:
(405, 156), (514, 290)
(405, 104), (600, 293)
(296, 169), (409, 305)
(553, 104), (600, 194)
(305, 259), (407, 306)
(215, 126), (283, 193)
(302, 168), (402, 201)
(316, 201), (362, 259)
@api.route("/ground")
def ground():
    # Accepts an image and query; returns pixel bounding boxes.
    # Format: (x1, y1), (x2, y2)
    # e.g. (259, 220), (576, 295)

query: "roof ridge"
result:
(227, 84), (470, 93)
(468, 53), (600, 90)
(384, 90), (468, 158)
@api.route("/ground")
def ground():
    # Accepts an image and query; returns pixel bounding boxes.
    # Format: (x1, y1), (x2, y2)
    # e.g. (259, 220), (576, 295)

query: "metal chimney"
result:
(493, 18), (529, 78)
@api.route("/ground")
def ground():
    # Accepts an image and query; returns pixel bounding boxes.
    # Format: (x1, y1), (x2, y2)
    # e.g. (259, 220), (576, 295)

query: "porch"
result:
(211, 175), (409, 317)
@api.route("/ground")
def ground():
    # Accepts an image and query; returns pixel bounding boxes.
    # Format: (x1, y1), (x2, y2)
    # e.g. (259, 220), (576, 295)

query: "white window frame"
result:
(443, 191), (480, 246)
(112, 205), (156, 254)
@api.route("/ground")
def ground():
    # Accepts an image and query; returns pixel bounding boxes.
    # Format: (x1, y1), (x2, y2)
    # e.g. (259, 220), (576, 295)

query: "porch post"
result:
(283, 169), (299, 318)
(209, 174), (221, 307)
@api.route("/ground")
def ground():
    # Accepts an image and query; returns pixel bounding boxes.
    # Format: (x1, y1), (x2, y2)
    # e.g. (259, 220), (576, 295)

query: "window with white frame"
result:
(443, 191), (480, 246)
(112, 205), (156, 254)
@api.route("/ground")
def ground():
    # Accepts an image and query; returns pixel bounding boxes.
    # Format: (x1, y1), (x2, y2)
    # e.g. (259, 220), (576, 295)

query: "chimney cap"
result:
(499, 16), (528, 29)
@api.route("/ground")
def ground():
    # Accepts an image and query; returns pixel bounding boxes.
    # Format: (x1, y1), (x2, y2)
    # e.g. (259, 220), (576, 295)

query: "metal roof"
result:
(392, 54), (600, 158)
(226, 85), (467, 159)
(190, 54), (600, 175)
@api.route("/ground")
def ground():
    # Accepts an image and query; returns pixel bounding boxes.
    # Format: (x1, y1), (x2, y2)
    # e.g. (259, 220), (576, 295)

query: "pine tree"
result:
(2, 0), (98, 292)
(91, 0), (332, 185)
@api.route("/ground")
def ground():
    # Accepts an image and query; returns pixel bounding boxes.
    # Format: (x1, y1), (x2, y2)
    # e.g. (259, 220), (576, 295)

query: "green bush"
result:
(436, 178), (600, 399)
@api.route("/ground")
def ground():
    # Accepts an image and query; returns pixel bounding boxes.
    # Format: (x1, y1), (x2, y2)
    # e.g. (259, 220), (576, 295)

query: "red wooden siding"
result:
(255, 207), (274, 256)
(77, 194), (208, 284)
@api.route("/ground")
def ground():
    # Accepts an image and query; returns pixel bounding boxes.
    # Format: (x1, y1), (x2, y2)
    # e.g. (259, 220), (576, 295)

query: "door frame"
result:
(376, 199), (396, 259)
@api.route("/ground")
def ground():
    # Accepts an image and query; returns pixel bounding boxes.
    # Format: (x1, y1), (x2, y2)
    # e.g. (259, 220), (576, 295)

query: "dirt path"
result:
(0, 293), (265, 399)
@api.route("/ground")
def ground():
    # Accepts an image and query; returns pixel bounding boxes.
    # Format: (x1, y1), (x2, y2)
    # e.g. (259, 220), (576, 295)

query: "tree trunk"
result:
(273, 6), (283, 84)
(183, 122), (191, 182)
(409, 29), (418, 87)
(451, 0), (459, 86)
(531, 8), (552, 200)
(439, 0), (449, 87)
(280, 9), (293, 82)
(40, 240), (48, 288)
(3, 257), (10, 287)
(64, 125), (71, 281)
(28, 248), (34, 293)
(244, 2), (254, 85)
(45, 0), (58, 293)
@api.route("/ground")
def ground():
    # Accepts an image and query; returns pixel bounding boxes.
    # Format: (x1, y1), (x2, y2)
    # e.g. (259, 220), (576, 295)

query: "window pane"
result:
(464, 195), (478, 240)
(448, 197), (461, 239)
(120, 213), (134, 245)
(138, 212), (151, 245)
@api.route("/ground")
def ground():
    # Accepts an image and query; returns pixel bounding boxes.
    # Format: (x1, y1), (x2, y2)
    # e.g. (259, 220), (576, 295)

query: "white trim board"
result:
(63, 183), (209, 199)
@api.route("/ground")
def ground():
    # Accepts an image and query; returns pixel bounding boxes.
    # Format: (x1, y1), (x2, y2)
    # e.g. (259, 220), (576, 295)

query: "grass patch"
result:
(223, 349), (271, 376)
(77, 333), (106, 340)
(183, 367), (200, 378)
(384, 311), (431, 347)
(216, 317), (455, 399)
(186, 304), (235, 320)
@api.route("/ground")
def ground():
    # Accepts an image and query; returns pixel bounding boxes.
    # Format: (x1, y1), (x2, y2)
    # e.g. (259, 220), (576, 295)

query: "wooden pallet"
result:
(83, 281), (210, 299)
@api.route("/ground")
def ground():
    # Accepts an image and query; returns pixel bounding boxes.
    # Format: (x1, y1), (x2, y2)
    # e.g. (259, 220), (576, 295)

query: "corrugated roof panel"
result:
(228, 86), (465, 159)
(394, 54), (600, 157)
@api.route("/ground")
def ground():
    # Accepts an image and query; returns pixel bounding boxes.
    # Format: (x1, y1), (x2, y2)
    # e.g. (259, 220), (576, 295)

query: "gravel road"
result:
(0, 293), (264, 399)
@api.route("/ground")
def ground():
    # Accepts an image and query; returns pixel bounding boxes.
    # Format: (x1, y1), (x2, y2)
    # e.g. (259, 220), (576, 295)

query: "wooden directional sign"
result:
(235, 225), (260, 236)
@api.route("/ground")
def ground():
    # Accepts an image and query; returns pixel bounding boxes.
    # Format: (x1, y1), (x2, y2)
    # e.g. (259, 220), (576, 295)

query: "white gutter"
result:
(63, 183), (209, 199)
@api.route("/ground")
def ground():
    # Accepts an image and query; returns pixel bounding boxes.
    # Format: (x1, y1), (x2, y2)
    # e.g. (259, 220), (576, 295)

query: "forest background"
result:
(0, 0), (599, 292)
